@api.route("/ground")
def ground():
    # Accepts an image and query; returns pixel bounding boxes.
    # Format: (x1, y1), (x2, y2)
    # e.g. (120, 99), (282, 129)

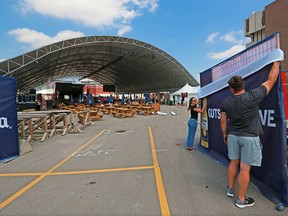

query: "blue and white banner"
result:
(198, 35), (287, 205)
(0, 76), (19, 162)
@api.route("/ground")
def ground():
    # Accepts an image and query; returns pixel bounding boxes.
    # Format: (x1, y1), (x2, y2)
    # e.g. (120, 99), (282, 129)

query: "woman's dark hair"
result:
(188, 97), (196, 110)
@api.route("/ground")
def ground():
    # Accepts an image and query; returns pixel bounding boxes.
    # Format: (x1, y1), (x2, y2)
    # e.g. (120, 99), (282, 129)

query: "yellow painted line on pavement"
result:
(0, 173), (42, 177)
(49, 166), (154, 175)
(0, 129), (106, 210)
(0, 166), (154, 177)
(148, 126), (170, 216)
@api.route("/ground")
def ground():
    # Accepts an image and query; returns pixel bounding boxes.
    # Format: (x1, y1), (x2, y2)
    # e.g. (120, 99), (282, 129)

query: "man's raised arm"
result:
(262, 61), (281, 94)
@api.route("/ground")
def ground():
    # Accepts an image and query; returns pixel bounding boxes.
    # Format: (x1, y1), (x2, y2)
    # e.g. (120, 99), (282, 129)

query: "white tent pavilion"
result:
(170, 83), (200, 105)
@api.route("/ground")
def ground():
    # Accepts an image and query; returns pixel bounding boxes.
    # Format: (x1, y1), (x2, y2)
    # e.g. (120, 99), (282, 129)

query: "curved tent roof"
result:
(0, 36), (198, 93)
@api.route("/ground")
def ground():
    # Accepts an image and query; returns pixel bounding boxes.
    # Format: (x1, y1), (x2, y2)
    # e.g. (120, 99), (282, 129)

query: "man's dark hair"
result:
(228, 76), (245, 92)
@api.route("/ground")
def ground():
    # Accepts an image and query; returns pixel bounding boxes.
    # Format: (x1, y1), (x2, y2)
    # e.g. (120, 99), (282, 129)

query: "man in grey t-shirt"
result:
(220, 61), (280, 208)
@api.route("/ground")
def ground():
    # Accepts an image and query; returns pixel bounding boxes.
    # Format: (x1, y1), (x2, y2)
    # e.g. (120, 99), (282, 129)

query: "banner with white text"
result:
(0, 76), (19, 162)
(198, 33), (287, 206)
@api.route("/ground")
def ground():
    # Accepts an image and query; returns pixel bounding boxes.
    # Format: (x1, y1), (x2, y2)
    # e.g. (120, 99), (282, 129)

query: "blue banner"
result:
(0, 76), (19, 162)
(199, 64), (288, 205)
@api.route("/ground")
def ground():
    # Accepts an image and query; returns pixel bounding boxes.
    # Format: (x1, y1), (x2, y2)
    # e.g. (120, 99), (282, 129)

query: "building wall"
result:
(265, 0), (288, 71)
(244, 10), (265, 44)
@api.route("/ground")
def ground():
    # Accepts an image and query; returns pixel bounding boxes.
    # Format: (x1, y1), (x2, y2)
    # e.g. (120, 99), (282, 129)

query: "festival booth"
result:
(170, 83), (200, 105)
(0, 76), (19, 162)
(198, 33), (288, 207)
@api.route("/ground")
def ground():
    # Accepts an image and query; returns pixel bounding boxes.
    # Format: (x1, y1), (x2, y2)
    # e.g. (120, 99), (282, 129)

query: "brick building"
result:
(244, 0), (288, 71)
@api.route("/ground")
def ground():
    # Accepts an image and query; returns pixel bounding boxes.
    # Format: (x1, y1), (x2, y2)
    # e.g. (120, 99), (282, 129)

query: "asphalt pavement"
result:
(0, 105), (285, 215)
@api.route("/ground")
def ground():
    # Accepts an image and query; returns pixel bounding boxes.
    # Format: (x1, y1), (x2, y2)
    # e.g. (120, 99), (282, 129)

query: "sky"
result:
(0, 0), (275, 83)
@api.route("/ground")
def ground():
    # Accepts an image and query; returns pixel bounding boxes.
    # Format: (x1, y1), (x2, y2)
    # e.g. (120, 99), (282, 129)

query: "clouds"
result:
(18, 0), (158, 36)
(220, 30), (245, 44)
(206, 30), (248, 60)
(8, 28), (85, 48)
(7, 0), (158, 50)
(205, 32), (219, 43)
(207, 44), (245, 59)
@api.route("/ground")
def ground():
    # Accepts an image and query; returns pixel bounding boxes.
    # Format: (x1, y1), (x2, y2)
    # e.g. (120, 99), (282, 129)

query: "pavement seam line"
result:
(148, 126), (171, 216)
(0, 129), (106, 210)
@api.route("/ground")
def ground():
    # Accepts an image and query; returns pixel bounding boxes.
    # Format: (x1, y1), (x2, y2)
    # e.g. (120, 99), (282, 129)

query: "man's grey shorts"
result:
(227, 134), (263, 166)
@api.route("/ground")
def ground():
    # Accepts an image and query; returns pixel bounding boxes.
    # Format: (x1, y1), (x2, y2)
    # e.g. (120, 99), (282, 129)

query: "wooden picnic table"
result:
(93, 104), (106, 113)
(136, 106), (154, 116)
(89, 110), (103, 121)
(112, 108), (135, 118)
(70, 110), (94, 133)
(105, 106), (117, 115)
(113, 104), (123, 108)
(124, 104), (139, 111)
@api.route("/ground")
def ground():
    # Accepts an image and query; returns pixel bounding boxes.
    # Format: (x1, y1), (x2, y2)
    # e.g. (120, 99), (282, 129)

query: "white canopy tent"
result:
(170, 83), (200, 105)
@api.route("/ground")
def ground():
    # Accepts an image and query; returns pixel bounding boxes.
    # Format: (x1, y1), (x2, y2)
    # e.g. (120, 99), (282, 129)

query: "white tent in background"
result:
(36, 89), (55, 95)
(170, 83), (200, 105)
